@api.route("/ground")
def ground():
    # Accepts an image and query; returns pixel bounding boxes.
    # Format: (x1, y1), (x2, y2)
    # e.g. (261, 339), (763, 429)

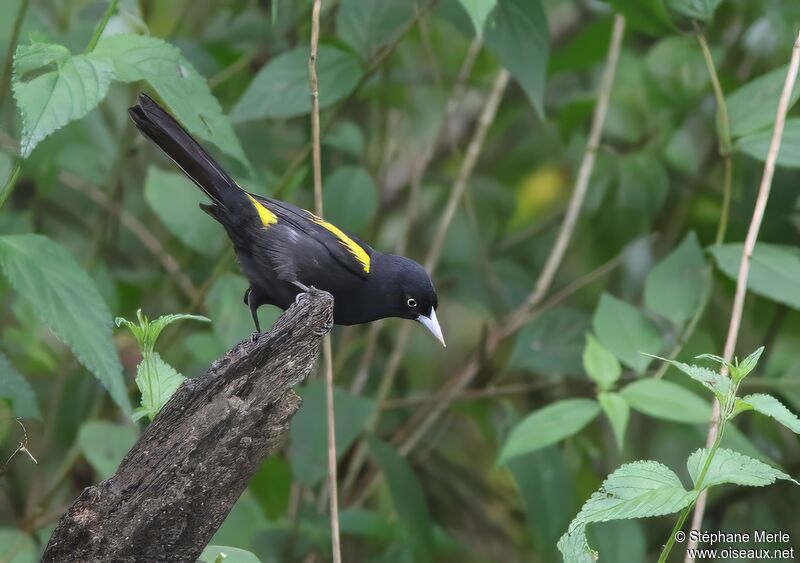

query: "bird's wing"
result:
(246, 193), (372, 282)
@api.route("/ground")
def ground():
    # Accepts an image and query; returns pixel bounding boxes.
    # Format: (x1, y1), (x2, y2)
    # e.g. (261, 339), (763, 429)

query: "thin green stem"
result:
(0, 0), (29, 115)
(696, 27), (731, 155)
(715, 156), (733, 245)
(659, 395), (731, 563)
(0, 161), (21, 210)
(84, 0), (119, 53)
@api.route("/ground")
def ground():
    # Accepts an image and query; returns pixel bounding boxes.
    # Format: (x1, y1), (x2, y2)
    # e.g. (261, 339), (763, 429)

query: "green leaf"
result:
(509, 308), (590, 377)
(507, 447), (576, 562)
(93, 34), (249, 169)
(733, 346), (764, 382)
(598, 392), (629, 450)
(12, 43), (113, 157)
(0, 528), (37, 563)
(484, 0), (548, 117)
(709, 244), (800, 309)
(323, 166), (377, 233)
(592, 294), (662, 374)
(620, 379), (711, 423)
(737, 118), (800, 168)
(367, 437), (434, 554)
(199, 546), (262, 563)
(607, 0), (674, 36)
(0, 353), (41, 419)
(116, 309), (209, 355)
(231, 45), (363, 122)
(687, 447), (797, 489)
(664, 0), (722, 22)
(0, 234), (130, 414)
(134, 352), (185, 421)
(336, 0), (414, 59)
(647, 356), (731, 401)
(726, 66), (800, 138)
(498, 399), (600, 463)
(144, 167), (225, 255)
(457, 0), (497, 37)
(323, 121), (364, 156)
(736, 393), (800, 433)
(558, 461), (696, 561)
(78, 420), (138, 479)
(644, 232), (710, 326)
(290, 380), (375, 485)
(583, 334), (622, 390)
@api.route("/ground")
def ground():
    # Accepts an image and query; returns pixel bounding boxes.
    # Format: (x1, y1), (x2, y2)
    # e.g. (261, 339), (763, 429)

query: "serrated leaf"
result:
(737, 393), (800, 433)
(144, 166), (225, 255)
(557, 522), (596, 563)
(12, 43), (113, 157)
(367, 436), (434, 554)
(0, 353), (41, 419)
(0, 235), (130, 414)
(709, 244), (800, 309)
(93, 34), (249, 169)
(136, 352), (185, 421)
(499, 399), (600, 463)
(644, 232), (710, 326)
(598, 392), (629, 450)
(484, 0), (548, 117)
(78, 420), (138, 479)
(289, 380), (375, 485)
(559, 461), (696, 561)
(726, 66), (800, 138)
(583, 334), (621, 390)
(231, 45), (363, 122)
(592, 294), (662, 374)
(620, 379), (710, 423)
(457, 0), (496, 37)
(116, 309), (209, 355)
(734, 347), (764, 381)
(336, 0), (414, 59)
(580, 460), (695, 520)
(647, 356), (731, 400)
(687, 447), (797, 489)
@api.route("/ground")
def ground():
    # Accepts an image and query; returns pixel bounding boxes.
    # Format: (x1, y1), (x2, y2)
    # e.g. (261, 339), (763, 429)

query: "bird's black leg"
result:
(246, 288), (261, 339)
(291, 280), (312, 304)
(292, 280), (310, 292)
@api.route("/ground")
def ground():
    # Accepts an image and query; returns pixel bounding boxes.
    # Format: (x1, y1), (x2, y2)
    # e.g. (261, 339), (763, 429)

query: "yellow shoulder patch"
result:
(310, 214), (370, 274)
(246, 194), (278, 227)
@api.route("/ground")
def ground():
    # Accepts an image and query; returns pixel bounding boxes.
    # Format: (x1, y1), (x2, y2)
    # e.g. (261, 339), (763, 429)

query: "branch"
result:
(42, 289), (333, 563)
(685, 31), (800, 561)
(306, 2), (342, 561)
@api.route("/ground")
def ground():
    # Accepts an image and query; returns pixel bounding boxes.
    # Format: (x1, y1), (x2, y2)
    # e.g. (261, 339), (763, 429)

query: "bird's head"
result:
(376, 254), (444, 347)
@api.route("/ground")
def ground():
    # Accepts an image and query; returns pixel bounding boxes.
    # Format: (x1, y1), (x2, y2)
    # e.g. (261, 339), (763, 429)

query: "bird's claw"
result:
(249, 331), (260, 343)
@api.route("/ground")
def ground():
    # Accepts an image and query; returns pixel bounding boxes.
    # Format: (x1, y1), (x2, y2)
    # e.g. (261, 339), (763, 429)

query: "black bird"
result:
(128, 94), (444, 346)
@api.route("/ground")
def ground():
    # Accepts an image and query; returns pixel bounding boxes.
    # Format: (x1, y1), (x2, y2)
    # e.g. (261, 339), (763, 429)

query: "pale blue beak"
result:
(417, 309), (445, 347)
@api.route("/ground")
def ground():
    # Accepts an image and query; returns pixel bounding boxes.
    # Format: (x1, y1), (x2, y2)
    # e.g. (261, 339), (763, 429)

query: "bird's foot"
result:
(249, 331), (260, 344)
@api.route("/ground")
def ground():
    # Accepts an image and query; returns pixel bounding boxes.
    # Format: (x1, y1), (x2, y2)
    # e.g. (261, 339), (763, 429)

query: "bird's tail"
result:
(128, 94), (239, 208)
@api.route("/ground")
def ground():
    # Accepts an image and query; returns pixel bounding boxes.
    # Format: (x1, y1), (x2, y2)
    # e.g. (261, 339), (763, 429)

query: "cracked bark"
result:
(43, 289), (334, 563)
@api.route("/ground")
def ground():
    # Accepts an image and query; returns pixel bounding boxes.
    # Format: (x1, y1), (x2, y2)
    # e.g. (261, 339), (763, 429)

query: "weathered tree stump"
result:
(43, 289), (333, 563)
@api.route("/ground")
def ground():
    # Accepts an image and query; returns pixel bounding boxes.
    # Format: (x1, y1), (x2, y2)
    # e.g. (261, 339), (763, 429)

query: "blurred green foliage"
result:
(1, 0), (800, 561)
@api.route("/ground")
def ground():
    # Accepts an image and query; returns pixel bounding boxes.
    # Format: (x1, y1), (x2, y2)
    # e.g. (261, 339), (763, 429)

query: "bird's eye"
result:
(407, 298), (417, 308)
